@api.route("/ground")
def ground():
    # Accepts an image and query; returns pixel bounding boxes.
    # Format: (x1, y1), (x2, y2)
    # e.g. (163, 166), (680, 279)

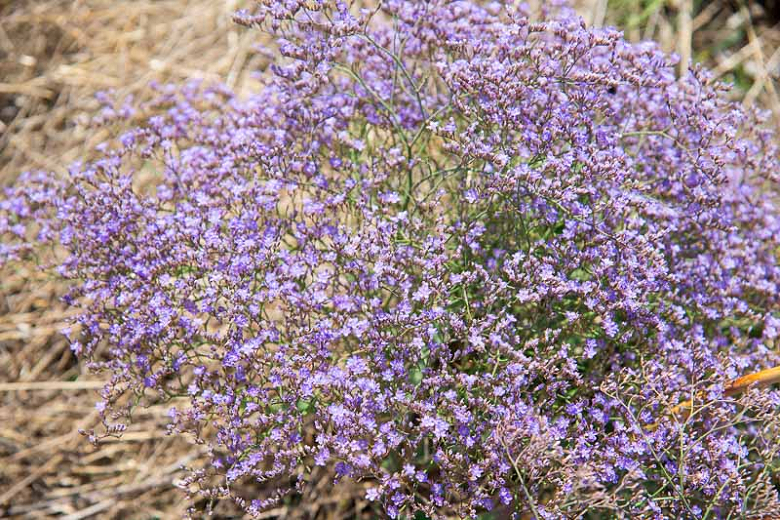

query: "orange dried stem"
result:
(647, 365), (780, 431)
(723, 366), (780, 397)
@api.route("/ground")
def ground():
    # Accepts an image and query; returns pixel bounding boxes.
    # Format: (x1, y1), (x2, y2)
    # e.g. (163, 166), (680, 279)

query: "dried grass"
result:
(0, 1), (263, 517)
(0, 0), (778, 518)
(582, 0), (780, 113)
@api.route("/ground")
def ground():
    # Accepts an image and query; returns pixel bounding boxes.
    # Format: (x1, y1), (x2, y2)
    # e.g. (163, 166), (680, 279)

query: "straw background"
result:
(1, 0), (779, 518)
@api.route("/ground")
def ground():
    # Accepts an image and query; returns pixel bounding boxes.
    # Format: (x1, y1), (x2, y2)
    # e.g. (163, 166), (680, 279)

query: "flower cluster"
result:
(3, 1), (780, 517)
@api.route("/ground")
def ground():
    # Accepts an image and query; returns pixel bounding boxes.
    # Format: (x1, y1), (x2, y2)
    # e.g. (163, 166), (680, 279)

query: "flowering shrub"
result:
(3, 1), (780, 517)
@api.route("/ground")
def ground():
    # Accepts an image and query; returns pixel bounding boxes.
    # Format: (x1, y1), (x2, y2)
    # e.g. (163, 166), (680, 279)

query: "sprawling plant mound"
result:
(3, 1), (780, 517)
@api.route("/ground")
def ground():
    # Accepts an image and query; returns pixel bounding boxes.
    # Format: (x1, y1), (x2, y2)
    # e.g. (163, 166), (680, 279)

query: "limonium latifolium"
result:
(3, 1), (780, 518)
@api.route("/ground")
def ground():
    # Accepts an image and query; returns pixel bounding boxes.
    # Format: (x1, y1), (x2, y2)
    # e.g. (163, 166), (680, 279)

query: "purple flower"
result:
(4, 1), (780, 518)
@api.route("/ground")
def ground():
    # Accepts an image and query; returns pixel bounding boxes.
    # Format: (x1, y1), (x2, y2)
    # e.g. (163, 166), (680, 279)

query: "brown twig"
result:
(0, 380), (105, 392)
(676, 0), (693, 77)
(652, 365), (780, 430)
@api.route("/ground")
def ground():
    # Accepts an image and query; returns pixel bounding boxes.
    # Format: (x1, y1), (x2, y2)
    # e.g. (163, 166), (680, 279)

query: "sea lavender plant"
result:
(3, 1), (780, 518)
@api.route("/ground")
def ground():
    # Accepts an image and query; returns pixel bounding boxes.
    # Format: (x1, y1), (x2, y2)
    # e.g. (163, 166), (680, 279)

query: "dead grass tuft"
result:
(0, 1), (264, 517)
